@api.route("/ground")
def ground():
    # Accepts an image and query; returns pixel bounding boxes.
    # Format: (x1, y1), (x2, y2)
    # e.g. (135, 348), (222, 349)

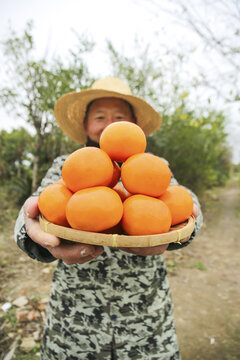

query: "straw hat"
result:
(54, 77), (162, 144)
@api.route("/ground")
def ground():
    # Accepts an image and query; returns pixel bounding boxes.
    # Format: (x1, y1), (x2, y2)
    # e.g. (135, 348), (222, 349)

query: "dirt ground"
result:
(0, 178), (240, 359)
(164, 178), (240, 360)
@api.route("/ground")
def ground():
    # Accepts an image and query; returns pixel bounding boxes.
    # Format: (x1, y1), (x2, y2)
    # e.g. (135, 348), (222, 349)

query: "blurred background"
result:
(0, 1), (239, 359)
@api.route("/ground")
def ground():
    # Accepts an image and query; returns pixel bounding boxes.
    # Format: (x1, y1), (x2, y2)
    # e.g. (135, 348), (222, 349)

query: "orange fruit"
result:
(108, 161), (121, 188)
(99, 121), (147, 162)
(158, 185), (193, 225)
(66, 186), (123, 232)
(101, 222), (123, 235)
(121, 153), (171, 197)
(38, 183), (72, 226)
(62, 147), (113, 192)
(121, 194), (172, 236)
(55, 178), (66, 186)
(113, 183), (131, 202)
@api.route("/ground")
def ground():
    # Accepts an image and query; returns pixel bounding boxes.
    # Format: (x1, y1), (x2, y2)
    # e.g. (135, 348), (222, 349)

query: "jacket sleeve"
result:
(166, 170), (203, 251)
(14, 155), (68, 263)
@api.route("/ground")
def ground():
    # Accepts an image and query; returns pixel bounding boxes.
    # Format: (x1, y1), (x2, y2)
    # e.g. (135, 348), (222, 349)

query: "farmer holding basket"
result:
(15, 77), (203, 360)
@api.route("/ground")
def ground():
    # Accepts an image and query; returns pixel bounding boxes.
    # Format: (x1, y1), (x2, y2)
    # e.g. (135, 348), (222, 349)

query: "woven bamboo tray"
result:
(39, 215), (195, 247)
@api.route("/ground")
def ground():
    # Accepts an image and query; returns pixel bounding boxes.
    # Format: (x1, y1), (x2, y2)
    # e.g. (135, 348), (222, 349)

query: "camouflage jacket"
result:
(14, 155), (203, 360)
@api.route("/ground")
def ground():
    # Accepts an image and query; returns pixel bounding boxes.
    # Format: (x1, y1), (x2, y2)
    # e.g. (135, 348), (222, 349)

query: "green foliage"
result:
(8, 174), (33, 205)
(4, 306), (19, 326)
(147, 105), (231, 194)
(187, 261), (207, 271)
(0, 24), (233, 197)
(0, 125), (81, 203)
(0, 22), (95, 191)
(1, 22), (94, 118)
(0, 128), (32, 183)
(0, 124), (80, 204)
(107, 41), (231, 194)
(38, 125), (81, 181)
(166, 260), (179, 274)
(106, 39), (189, 113)
(0, 186), (20, 231)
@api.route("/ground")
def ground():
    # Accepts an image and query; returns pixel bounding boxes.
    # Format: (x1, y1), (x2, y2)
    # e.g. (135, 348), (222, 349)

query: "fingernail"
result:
(44, 242), (55, 248)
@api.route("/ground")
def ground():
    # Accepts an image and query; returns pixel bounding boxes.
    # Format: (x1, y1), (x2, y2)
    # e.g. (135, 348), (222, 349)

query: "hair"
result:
(83, 98), (137, 124)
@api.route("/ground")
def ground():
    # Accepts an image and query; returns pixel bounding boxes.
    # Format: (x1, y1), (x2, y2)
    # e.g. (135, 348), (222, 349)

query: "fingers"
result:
(192, 204), (200, 218)
(23, 196), (104, 265)
(24, 196), (40, 219)
(23, 196), (60, 248)
(120, 243), (169, 256)
(180, 236), (190, 243)
(46, 243), (104, 265)
(25, 217), (61, 248)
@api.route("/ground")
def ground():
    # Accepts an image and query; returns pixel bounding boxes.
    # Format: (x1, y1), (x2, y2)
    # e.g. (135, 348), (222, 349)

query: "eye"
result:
(96, 116), (105, 121)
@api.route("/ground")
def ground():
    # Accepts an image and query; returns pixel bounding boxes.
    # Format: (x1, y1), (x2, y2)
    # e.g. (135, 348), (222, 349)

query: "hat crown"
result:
(91, 77), (132, 95)
(55, 77), (162, 144)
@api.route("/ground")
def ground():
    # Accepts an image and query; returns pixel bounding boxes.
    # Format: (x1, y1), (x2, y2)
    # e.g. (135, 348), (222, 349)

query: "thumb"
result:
(192, 203), (200, 218)
(24, 196), (40, 219)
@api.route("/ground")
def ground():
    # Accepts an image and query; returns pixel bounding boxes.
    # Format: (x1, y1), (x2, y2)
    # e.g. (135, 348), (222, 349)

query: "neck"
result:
(86, 137), (100, 148)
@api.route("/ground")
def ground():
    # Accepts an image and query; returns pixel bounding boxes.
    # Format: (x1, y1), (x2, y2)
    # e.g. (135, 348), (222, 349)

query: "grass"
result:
(0, 185), (20, 233)
(4, 307), (19, 327)
(222, 324), (240, 359)
(0, 308), (19, 358)
(0, 300), (46, 359)
(12, 350), (40, 360)
(186, 261), (207, 271)
(166, 260), (179, 274)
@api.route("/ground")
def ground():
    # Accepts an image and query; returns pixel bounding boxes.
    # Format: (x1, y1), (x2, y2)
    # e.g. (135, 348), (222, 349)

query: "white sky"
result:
(1, 0), (168, 71)
(0, 0), (239, 163)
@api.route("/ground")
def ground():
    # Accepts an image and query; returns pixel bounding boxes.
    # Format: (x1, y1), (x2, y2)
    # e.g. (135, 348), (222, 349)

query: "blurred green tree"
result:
(106, 39), (188, 114)
(107, 41), (231, 193)
(147, 105), (231, 194)
(0, 22), (94, 191)
(0, 128), (32, 182)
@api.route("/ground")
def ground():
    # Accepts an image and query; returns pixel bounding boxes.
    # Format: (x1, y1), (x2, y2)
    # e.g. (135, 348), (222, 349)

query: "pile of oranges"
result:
(38, 121), (193, 236)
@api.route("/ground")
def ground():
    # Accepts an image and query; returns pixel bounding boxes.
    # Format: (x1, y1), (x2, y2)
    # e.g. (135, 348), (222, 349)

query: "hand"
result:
(23, 196), (104, 265)
(119, 243), (169, 256)
(120, 203), (200, 256)
(192, 203), (200, 219)
(169, 203), (200, 244)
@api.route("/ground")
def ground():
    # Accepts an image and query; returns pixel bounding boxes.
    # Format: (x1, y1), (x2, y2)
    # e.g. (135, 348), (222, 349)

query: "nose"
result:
(106, 116), (113, 125)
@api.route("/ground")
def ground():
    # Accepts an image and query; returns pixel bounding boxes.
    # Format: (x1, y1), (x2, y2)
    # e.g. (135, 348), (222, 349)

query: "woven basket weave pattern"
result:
(39, 215), (195, 247)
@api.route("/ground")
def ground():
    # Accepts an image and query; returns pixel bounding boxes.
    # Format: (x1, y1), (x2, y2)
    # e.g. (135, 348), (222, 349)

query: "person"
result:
(14, 77), (203, 360)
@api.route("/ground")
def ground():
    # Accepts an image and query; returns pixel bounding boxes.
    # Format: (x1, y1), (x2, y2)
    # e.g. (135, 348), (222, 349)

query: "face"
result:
(84, 97), (135, 143)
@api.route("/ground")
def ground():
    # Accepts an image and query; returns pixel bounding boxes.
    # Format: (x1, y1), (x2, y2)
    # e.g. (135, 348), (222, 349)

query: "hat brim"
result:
(54, 89), (162, 144)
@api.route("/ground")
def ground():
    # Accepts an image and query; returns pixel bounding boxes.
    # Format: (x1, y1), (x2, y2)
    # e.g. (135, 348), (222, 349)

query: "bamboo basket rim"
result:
(39, 215), (196, 248)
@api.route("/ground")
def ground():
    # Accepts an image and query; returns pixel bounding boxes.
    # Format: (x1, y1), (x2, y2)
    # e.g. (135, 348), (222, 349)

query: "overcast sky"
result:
(1, 0), (170, 73)
(0, 0), (239, 163)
